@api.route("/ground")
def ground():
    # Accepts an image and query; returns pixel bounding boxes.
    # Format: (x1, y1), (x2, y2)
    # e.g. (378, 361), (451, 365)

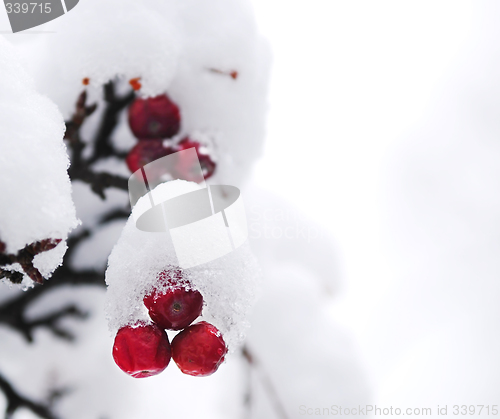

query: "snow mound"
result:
(0, 35), (78, 287)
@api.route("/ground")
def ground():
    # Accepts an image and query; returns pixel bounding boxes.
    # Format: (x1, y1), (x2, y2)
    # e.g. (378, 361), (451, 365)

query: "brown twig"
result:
(208, 68), (239, 80)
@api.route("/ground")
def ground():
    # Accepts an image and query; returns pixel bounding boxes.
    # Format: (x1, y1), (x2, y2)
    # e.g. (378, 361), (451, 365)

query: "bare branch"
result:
(65, 83), (132, 199)
(98, 207), (130, 225)
(88, 81), (135, 164)
(0, 372), (57, 419)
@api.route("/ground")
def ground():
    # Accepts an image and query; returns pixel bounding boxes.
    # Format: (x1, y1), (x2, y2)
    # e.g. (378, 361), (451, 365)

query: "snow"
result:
(0, 35), (78, 286)
(105, 180), (260, 350)
(35, 0), (181, 98)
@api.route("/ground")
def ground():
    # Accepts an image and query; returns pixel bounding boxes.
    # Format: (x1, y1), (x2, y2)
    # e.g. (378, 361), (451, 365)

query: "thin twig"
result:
(0, 373), (57, 419)
(0, 267), (103, 343)
(242, 345), (290, 419)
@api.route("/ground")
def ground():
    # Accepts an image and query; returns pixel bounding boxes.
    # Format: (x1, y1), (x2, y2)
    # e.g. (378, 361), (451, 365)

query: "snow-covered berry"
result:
(144, 285), (203, 331)
(144, 269), (203, 330)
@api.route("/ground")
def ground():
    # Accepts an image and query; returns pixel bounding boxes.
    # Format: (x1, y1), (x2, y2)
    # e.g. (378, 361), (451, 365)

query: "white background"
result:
(251, 0), (500, 410)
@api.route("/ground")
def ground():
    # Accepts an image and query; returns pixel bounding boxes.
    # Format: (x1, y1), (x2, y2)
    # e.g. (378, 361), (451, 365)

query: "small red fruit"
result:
(112, 323), (171, 378)
(171, 321), (228, 377)
(126, 139), (176, 177)
(144, 285), (203, 331)
(126, 138), (216, 183)
(177, 137), (202, 152)
(128, 94), (181, 139)
(176, 137), (216, 181)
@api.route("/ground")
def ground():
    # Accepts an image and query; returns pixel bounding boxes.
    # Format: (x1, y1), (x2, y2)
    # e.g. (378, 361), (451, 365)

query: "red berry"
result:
(176, 137), (216, 181)
(128, 94), (181, 139)
(171, 321), (228, 377)
(126, 139), (176, 179)
(144, 269), (203, 330)
(126, 138), (216, 183)
(112, 323), (171, 378)
(178, 137), (202, 152)
(144, 286), (203, 331)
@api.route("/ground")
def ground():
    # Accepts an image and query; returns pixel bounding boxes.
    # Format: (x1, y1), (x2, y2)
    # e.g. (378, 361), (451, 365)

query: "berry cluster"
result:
(126, 94), (216, 181)
(112, 268), (227, 378)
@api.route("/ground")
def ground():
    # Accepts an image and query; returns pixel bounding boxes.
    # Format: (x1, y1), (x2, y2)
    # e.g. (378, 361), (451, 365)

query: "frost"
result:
(0, 36), (78, 285)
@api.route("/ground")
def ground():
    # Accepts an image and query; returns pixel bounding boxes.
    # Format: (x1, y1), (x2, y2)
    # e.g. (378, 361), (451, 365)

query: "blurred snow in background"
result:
(251, 0), (500, 414)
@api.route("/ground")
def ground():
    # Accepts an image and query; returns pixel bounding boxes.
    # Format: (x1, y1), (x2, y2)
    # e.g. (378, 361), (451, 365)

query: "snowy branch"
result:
(0, 232), (103, 343)
(0, 238), (62, 284)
